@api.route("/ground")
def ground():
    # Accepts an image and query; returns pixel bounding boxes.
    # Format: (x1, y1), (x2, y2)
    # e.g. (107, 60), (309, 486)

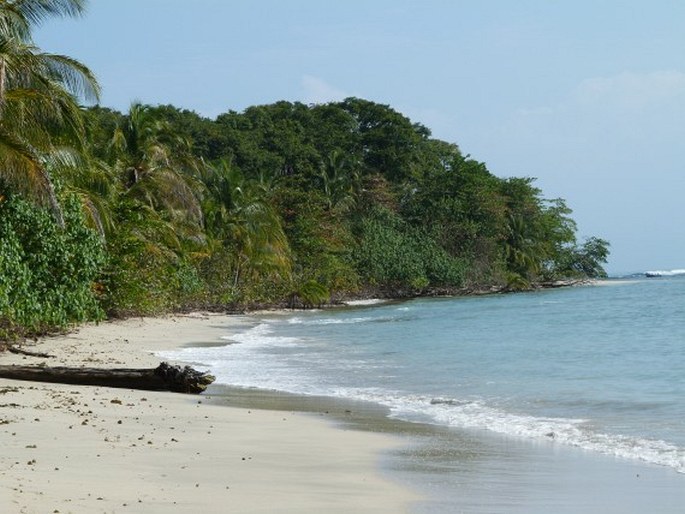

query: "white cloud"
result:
(301, 75), (349, 105)
(574, 70), (685, 110)
(501, 69), (685, 149)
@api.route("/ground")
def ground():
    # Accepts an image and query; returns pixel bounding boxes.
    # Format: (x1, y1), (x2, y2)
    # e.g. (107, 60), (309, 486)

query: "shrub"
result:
(0, 191), (105, 338)
(353, 208), (464, 292)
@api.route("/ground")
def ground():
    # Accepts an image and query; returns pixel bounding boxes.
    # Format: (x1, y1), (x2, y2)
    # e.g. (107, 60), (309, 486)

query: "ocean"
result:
(159, 273), (685, 512)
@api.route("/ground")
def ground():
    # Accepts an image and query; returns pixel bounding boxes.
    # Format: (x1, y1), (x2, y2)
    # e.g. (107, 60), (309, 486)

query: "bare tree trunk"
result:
(0, 57), (6, 118)
(0, 362), (215, 394)
(37, 164), (65, 227)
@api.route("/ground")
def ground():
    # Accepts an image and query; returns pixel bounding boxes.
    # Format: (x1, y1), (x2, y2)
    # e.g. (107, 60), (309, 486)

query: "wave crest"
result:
(644, 269), (685, 277)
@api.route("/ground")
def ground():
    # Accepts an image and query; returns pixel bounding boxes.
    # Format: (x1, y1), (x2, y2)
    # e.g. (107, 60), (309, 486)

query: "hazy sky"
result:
(35, 0), (685, 274)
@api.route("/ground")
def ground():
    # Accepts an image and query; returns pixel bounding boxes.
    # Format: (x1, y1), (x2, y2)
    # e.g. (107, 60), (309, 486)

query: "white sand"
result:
(0, 314), (417, 513)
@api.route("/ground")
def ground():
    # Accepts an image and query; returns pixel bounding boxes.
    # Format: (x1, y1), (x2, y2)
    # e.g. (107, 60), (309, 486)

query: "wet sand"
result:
(199, 384), (685, 514)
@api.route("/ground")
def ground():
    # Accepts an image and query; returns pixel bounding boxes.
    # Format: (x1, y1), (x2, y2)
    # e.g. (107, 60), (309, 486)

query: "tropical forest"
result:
(0, 1), (609, 339)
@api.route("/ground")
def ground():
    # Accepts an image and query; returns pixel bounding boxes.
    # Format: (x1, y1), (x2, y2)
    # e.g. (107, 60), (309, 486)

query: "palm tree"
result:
(47, 147), (119, 237)
(0, 0), (99, 225)
(0, 1), (87, 39)
(504, 214), (540, 280)
(110, 102), (203, 227)
(228, 182), (292, 288)
(318, 149), (360, 212)
(202, 161), (291, 289)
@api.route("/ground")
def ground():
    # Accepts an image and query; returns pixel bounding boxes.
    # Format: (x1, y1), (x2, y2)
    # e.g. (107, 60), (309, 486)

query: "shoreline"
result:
(4, 288), (684, 513)
(192, 382), (685, 514)
(0, 313), (419, 513)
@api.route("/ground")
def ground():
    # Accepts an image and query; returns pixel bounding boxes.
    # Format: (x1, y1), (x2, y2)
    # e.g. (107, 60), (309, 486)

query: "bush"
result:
(353, 208), (464, 292)
(288, 279), (330, 308)
(101, 235), (207, 317)
(0, 191), (105, 338)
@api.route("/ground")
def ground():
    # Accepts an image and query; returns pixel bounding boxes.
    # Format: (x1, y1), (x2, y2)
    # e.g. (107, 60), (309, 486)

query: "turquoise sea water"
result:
(161, 274), (685, 477)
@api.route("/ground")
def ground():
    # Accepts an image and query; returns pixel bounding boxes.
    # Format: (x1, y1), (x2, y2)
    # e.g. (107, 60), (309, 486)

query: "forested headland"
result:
(0, 1), (609, 340)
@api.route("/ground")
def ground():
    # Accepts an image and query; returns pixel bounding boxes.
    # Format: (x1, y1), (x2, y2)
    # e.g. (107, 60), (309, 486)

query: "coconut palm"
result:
(503, 214), (536, 272)
(202, 160), (291, 288)
(110, 102), (203, 227)
(0, 38), (100, 215)
(318, 149), (360, 213)
(0, 0), (87, 40)
(47, 147), (119, 237)
(0, 0), (99, 224)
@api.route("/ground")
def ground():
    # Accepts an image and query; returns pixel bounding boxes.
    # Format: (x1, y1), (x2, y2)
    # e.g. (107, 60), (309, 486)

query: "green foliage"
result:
(340, 98), (427, 181)
(99, 199), (206, 316)
(214, 102), (321, 181)
(82, 106), (126, 163)
(0, 1), (100, 227)
(354, 208), (464, 292)
(272, 181), (360, 293)
(0, 61), (611, 338)
(0, 190), (105, 338)
(499, 179), (581, 284)
(201, 161), (292, 291)
(554, 237), (611, 279)
(401, 147), (506, 280)
(82, 96), (607, 315)
(0, 0), (613, 339)
(290, 280), (330, 308)
(146, 104), (222, 160)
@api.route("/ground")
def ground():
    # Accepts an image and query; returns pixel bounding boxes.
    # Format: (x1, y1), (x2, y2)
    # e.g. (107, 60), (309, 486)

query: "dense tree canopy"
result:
(0, 1), (610, 339)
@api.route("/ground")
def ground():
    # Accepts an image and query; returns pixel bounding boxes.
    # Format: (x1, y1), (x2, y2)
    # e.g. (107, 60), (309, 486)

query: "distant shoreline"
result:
(203, 277), (598, 315)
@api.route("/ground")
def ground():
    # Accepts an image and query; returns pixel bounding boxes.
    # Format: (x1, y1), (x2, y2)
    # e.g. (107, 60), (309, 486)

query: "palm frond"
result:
(4, 81), (86, 146)
(41, 52), (100, 103)
(0, 4), (30, 39)
(11, 0), (86, 27)
(0, 121), (63, 224)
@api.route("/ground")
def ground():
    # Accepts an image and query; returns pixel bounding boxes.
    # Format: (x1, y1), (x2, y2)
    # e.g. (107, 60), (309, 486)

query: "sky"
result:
(34, 0), (685, 274)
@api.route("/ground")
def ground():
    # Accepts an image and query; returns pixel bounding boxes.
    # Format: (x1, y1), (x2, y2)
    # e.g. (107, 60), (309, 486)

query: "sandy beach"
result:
(0, 314), (417, 513)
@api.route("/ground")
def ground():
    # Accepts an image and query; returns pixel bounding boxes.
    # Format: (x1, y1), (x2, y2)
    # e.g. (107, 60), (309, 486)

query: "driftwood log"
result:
(7, 346), (54, 358)
(0, 362), (215, 394)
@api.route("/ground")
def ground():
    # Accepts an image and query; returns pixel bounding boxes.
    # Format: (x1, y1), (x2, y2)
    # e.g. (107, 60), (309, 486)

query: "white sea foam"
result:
(644, 268), (685, 277)
(333, 390), (685, 474)
(158, 321), (321, 393)
(423, 399), (685, 473)
(287, 315), (398, 326)
(223, 322), (301, 346)
(344, 299), (387, 306)
(289, 316), (359, 325)
(162, 347), (685, 474)
(158, 309), (685, 475)
(594, 279), (641, 286)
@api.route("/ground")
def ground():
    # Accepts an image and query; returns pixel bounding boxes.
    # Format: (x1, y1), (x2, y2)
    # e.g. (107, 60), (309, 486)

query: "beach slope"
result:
(0, 315), (416, 513)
